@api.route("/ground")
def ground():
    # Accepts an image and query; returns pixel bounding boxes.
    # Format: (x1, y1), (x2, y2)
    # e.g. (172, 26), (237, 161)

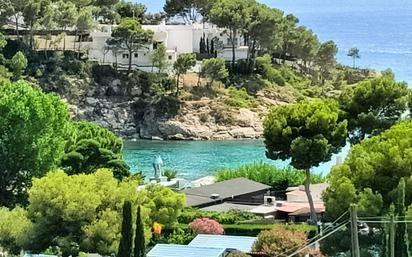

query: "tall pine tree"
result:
(118, 201), (133, 257)
(134, 206), (146, 257)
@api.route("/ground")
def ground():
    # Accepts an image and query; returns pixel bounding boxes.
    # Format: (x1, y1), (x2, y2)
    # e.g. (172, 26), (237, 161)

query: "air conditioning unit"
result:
(264, 196), (276, 206)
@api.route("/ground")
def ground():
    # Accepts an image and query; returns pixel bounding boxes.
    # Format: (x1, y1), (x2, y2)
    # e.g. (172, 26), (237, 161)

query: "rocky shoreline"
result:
(67, 78), (265, 140)
(70, 96), (264, 140)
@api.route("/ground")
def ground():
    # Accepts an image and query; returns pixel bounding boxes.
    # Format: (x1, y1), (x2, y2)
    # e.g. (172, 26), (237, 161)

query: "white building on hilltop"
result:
(78, 22), (248, 71)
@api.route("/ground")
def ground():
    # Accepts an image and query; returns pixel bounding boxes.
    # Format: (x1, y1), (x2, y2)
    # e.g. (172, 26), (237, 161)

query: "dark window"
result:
(134, 53), (138, 58)
(122, 53), (129, 59)
(168, 55), (172, 60)
(153, 42), (158, 50)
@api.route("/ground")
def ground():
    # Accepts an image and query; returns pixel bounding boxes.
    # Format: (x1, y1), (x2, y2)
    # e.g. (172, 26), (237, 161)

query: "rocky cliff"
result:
(61, 74), (295, 140)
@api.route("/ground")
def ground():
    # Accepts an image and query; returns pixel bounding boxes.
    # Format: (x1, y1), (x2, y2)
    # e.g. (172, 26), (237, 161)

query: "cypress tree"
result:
(133, 206), (146, 257)
(118, 201), (133, 257)
(395, 178), (408, 257)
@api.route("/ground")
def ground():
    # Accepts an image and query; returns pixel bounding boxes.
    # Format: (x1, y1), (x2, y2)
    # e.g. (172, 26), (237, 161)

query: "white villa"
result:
(90, 22), (247, 70)
(31, 22), (249, 72)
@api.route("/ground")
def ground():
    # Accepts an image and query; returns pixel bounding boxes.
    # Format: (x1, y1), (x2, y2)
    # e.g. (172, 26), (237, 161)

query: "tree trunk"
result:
(78, 39), (82, 59)
(128, 49), (132, 74)
(197, 73), (201, 87)
(73, 30), (77, 51)
(175, 74), (180, 96)
(114, 51), (118, 71)
(63, 27), (66, 51)
(231, 30), (236, 71)
(14, 14), (20, 39)
(353, 57), (355, 68)
(304, 169), (318, 224)
(29, 24), (34, 50)
(44, 38), (48, 59)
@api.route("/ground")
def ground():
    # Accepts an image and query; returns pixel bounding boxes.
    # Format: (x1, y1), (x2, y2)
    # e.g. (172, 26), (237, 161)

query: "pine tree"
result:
(118, 201), (133, 257)
(133, 206), (146, 257)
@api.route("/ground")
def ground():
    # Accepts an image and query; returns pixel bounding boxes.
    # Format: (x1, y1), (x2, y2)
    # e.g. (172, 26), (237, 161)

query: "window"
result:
(134, 53), (138, 58)
(122, 53), (129, 59)
(168, 55), (172, 60)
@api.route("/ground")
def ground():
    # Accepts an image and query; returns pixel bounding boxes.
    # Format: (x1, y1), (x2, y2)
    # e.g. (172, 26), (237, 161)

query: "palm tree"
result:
(347, 47), (360, 68)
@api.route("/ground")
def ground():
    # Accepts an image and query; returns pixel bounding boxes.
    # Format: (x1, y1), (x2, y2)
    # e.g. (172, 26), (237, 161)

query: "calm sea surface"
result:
(123, 140), (349, 181)
(125, 0), (408, 180)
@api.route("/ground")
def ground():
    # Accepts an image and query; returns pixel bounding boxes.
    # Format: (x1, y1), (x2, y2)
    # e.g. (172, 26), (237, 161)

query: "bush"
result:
(178, 208), (258, 224)
(189, 218), (224, 235)
(224, 86), (253, 108)
(174, 223), (315, 237)
(154, 95), (181, 117)
(253, 227), (307, 257)
(226, 251), (251, 257)
(163, 168), (177, 181)
(215, 162), (325, 198)
(91, 64), (119, 84)
(265, 68), (286, 86)
(210, 104), (237, 125)
(157, 228), (195, 245)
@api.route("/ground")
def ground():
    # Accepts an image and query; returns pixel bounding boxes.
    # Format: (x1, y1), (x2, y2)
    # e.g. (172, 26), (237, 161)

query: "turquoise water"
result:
(123, 140), (349, 181)
(138, 0), (412, 84)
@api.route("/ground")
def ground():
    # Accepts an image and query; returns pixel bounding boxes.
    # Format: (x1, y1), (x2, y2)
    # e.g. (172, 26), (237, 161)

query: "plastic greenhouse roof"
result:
(147, 244), (226, 257)
(189, 234), (257, 252)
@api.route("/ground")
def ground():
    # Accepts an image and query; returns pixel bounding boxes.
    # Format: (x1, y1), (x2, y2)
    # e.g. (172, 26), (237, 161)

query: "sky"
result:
(134, 0), (411, 14)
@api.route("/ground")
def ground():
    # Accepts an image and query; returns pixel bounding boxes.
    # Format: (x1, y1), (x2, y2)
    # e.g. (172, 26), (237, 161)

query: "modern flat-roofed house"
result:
(183, 178), (271, 208)
(79, 22), (248, 72)
(194, 182), (328, 222)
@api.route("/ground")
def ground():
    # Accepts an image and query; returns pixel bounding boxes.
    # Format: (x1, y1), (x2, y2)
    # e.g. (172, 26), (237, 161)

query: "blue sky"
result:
(133, 0), (411, 13)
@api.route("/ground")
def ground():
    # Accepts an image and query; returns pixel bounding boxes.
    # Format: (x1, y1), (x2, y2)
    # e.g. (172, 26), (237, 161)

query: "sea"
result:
(123, 140), (350, 181)
(137, 0), (412, 84)
(124, 0), (411, 180)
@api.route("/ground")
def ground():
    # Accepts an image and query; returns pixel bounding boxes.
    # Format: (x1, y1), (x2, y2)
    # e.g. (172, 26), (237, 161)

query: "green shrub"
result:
(156, 228), (195, 245)
(154, 95), (181, 117)
(91, 64), (119, 84)
(226, 251), (251, 257)
(178, 208), (258, 224)
(163, 168), (177, 181)
(215, 162), (325, 197)
(224, 86), (253, 108)
(253, 226), (307, 257)
(265, 68), (286, 86)
(210, 104), (237, 125)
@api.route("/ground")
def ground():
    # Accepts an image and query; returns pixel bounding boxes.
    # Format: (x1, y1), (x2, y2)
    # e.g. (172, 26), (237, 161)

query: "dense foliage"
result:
(324, 121), (412, 218)
(110, 18), (154, 73)
(201, 57), (228, 86)
(322, 121), (412, 256)
(189, 218), (224, 235)
(0, 207), (31, 255)
(0, 80), (70, 207)
(264, 99), (347, 222)
(178, 208), (258, 224)
(61, 121), (130, 180)
(0, 170), (185, 255)
(133, 206), (145, 257)
(118, 201), (133, 257)
(253, 227), (307, 257)
(339, 74), (410, 143)
(215, 162), (325, 197)
(173, 53), (196, 95)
